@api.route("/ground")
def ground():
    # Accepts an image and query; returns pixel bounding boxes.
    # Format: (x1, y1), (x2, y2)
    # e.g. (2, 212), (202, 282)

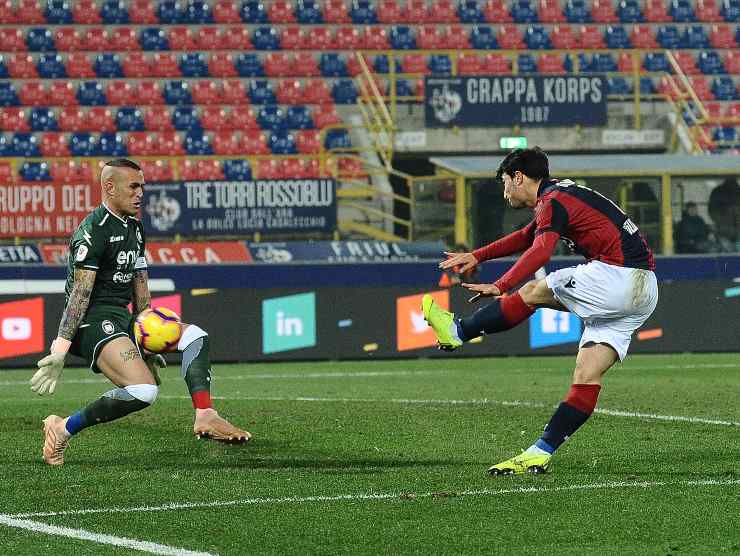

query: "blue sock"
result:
(65, 411), (86, 436)
(534, 438), (555, 454)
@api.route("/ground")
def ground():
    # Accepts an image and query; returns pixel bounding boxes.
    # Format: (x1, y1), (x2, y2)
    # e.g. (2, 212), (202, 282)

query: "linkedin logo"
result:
(262, 293), (316, 354)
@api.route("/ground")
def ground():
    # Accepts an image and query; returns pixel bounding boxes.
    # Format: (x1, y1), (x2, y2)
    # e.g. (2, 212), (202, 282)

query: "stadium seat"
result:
(241, 129), (269, 154)
(127, 131), (155, 155)
(292, 52), (322, 77)
(9, 54), (39, 78)
(645, 0), (672, 21)
(617, 51), (636, 72)
(83, 28), (110, 51)
(55, 28), (82, 51)
(196, 27), (224, 50)
(390, 26), (417, 49)
(50, 160), (75, 181)
(37, 54), (66, 78)
(643, 52), (671, 72)
(539, 0), (567, 22)
(255, 158), (284, 179)
(129, 0), (158, 23)
(221, 26), (252, 50)
(696, 0), (724, 21)
(184, 131), (213, 155)
(201, 107), (228, 130)
(483, 0), (513, 22)
(157, 0), (183, 23)
(223, 159), (251, 180)
(277, 79), (304, 104)
(458, 0), (485, 23)
(45, 1), (73, 24)
(73, 0), (102, 23)
(711, 76), (736, 100)
(482, 53), (512, 74)
(20, 81), (48, 106)
(278, 26), (306, 50)
(49, 81), (76, 106)
(403, 0), (430, 22)
(192, 81), (221, 105)
(681, 25), (710, 47)
(709, 23), (736, 46)
(311, 27), (339, 50)
(724, 50), (740, 73)
(517, 54), (537, 73)
(524, 25), (552, 48)
(94, 54), (123, 78)
(137, 81), (164, 105)
(11, 132), (41, 156)
(675, 51), (700, 74)
(365, 27), (391, 49)
(377, 0), (402, 23)
(351, 1), (379, 23)
(303, 79), (333, 105)
(605, 25), (631, 48)
(337, 157), (367, 179)
(253, 26), (281, 50)
(286, 105), (314, 129)
(122, 52), (151, 78)
(324, 128), (351, 150)
(416, 26), (442, 49)
(470, 25), (499, 49)
(670, 0), (697, 21)
(324, 0), (351, 22)
(698, 50), (725, 74)
(268, 130), (297, 154)
(592, 0), (619, 21)
(401, 53), (428, 74)
(222, 80), (249, 104)
(139, 159), (172, 181)
(249, 80), (277, 104)
(0, 56), (7, 79)
(163, 81), (192, 105)
(268, 0), (296, 22)
(236, 53), (265, 77)
(538, 53), (568, 74)
(100, 0), (130, 24)
(551, 25), (580, 48)
(295, 129), (321, 153)
(511, 0), (539, 22)
(115, 107), (145, 131)
(320, 53), (348, 77)
(69, 132), (97, 156)
(333, 27), (362, 50)
(26, 28), (55, 52)
(312, 104), (341, 127)
(139, 27), (169, 51)
(580, 25), (607, 48)
(184, 0), (213, 23)
(172, 106), (201, 131)
(106, 81), (134, 105)
(257, 105), (286, 131)
(618, 0), (644, 22)
(498, 24), (526, 49)
(429, 55), (453, 75)
(0, 29), (26, 52)
(79, 107), (112, 133)
(208, 53), (238, 77)
(144, 106), (174, 131)
(17, 1), (46, 24)
(98, 132), (128, 156)
(166, 26), (195, 51)
(0, 108), (28, 133)
(296, 0), (324, 23)
(240, 0), (269, 22)
(429, 0), (459, 22)
(20, 161), (51, 181)
(29, 107), (57, 131)
(180, 53), (209, 77)
(630, 24), (659, 47)
(608, 76), (633, 95)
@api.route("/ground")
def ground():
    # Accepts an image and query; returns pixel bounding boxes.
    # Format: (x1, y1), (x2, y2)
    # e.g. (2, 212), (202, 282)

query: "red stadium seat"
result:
(122, 52), (152, 77)
(230, 106), (260, 130)
(140, 160), (174, 182)
(429, 0), (459, 23)
(644, 0), (671, 22)
(143, 106), (174, 131)
(724, 51), (739, 74)
(483, 0), (513, 21)
(0, 28), (27, 52)
(688, 76), (714, 100)
(151, 53), (181, 77)
(281, 157), (310, 179)
(268, 0), (296, 22)
(214, 1), (242, 23)
(704, 101), (722, 119)
(324, 0), (351, 23)
(86, 107), (116, 132)
(208, 53), (238, 77)
(83, 28), (109, 52)
(312, 104), (341, 127)
(592, 0), (619, 22)
(190, 160), (224, 180)
(551, 25), (580, 49)
(0, 108), (30, 132)
(242, 130), (270, 155)
(498, 24), (526, 49)
(441, 25), (471, 49)
(482, 53), (512, 74)
(336, 27), (365, 49)
(127, 132), (155, 155)
(401, 54), (429, 75)
(709, 24), (736, 48)
(726, 103), (740, 119)
(276, 79), (304, 104)
(365, 27), (391, 50)
(137, 81), (164, 105)
(675, 52), (700, 74)
(107, 82), (135, 106)
(630, 24), (658, 48)
(296, 129), (321, 153)
(292, 52), (321, 76)
(308, 27), (336, 50)
(303, 79), (334, 104)
(0, 0), (17, 23)
(158, 131), (185, 155)
(222, 80), (248, 104)
(73, 0), (102, 23)
(538, 53), (567, 74)
(58, 107), (84, 131)
(617, 52), (636, 72)
(346, 54), (366, 76)
(17, 0), (45, 24)
(213, 131), (241, 154)
(54, 28), (82, 51)
(222, 27), (253, 50)
(179, 160), (200, 181)
(458, 53), (483, 75)
(51, 161), (74, 182)
(192, 81), (221, 104)
(417, 26), (443, 49)
(280, 26), (307, 50)
(201, 106), (230, 130)
(19, 82), (48, 106)
(696, 0), (723, 22)
(49, 82), (77, 106)
(256, 159), (285, 180)
(196, 27), (224, 50)
(129, 0), (159, 23)
(580, 25), (607, 49)
(539, 0), (566, 22)
(378, 0), (403, 23)
(8, 54), (38, 78)
(168, 27), (196, 51)
(265, 53), (293, 77)
(338, 157), (368, 179)
(40, 132), (71, 156)
(111, 27), (140, 51)
(403, 0), (431, 23)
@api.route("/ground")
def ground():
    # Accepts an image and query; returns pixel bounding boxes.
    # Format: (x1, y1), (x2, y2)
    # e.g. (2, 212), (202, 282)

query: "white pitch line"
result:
(10, 478), (740, 519)
(0, 514), (215, 556)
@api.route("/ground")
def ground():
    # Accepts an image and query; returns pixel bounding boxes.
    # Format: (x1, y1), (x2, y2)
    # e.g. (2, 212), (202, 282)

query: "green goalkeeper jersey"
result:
(65, 204), (147, 308)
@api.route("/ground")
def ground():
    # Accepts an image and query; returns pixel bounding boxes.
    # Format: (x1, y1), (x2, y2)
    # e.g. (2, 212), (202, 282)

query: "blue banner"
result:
(247, 240), (447, 263)
(425, 75), (607, 128)
(0, 244), (42, 264)
(142, 179), (337, 236)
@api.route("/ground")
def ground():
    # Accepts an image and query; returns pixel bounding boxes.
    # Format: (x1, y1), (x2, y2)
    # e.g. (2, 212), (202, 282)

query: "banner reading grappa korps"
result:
(142, 179), (337, 236)
(425, 75), (607, 128)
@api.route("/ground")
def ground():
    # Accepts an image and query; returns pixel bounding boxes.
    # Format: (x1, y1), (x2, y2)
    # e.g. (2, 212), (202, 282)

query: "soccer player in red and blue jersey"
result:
(423, 147), (658, 475)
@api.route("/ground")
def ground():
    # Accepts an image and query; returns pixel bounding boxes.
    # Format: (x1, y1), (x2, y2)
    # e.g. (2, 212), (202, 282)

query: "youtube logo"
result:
(0, 298), (44, 359)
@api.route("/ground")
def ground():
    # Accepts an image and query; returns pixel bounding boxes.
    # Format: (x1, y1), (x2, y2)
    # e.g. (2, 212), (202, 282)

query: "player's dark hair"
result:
(496, 147), (550, 182)
(104, 158), (141, 171)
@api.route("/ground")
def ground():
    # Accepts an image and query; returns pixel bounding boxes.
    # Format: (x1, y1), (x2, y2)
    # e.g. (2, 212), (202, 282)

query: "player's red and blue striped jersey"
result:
(473, 178), (656, 292)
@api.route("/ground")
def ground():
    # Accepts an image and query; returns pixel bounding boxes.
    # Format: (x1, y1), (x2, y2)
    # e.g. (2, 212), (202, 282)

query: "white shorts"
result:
(545, 260), (658, 361)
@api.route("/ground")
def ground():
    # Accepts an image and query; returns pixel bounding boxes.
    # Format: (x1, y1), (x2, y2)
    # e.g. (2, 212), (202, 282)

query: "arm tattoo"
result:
(58, 268), (96, 341)
(132, 270), (151, 314)
(120, 347), (142, 362)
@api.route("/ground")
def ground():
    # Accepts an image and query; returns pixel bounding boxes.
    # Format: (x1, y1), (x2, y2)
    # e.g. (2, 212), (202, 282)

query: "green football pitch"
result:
(1, 353), (738, 555)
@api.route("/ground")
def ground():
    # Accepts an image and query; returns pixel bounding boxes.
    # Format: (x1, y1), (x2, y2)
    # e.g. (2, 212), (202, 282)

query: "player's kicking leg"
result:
(43, 336), (158, 465)
(178, 324), (251, 443)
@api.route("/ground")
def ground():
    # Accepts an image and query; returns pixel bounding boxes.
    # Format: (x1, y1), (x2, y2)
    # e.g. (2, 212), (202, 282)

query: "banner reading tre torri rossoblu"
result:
(142, 179), (337, 236)
(425, 75), (607, 128)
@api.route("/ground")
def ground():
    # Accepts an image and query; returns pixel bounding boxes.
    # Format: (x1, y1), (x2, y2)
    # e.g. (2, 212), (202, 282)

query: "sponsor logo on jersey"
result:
(109, 235), (124, 243)
(102, 320), (115, 335)
(75, 245), (88, 262)
(116, 250), (138, 266)
(112, 271), (133, 284)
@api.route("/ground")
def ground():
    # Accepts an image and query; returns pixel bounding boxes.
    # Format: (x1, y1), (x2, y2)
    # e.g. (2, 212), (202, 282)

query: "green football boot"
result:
(421, 294), (462, 351)
(488, 450), (552, 476)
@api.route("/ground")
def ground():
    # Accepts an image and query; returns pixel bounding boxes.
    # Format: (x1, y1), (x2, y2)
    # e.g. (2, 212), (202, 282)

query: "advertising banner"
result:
(0, 183), (101, 238)
(248, 240), (446, 263)
(0, 244), (43, 264)
(142, 179), (336, 236)
(425, 75), (607, 128)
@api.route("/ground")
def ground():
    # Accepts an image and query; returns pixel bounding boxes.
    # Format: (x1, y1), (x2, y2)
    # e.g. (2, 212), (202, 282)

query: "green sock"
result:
(182, 336), (213, 409)
(70, 390), (150, 434)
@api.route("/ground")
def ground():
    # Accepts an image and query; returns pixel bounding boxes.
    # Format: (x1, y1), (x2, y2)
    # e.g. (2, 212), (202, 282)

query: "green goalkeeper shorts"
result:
(70, 305), (136, 374)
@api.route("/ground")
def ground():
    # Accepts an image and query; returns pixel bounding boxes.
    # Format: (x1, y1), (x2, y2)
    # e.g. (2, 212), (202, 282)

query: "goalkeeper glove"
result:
(31, 353), (65, 395)
(145, 354), (167, 386)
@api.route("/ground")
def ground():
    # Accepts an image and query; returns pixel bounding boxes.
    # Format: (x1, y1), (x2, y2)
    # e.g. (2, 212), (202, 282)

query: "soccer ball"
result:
(134, 307), (182, 353)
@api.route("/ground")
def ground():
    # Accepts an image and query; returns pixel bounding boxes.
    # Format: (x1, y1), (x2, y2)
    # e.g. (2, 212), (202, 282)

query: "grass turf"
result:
(0, 352), (738, 555)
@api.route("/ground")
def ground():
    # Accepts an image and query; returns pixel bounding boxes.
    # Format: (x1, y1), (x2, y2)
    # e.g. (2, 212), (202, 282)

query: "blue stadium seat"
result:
(184, 131), (213, 155)
(605, 26), (631, 48)
(249, 80), (277, 104)
(98, 133), (128, 156)
(390, 26), (417, 49)
(564, 0), (591, 22)
(77, 82), (107, 105)
(680, 26), (710, 48)
(27, 28), (56, 52)
(236, 53), (265, 77)
(69, 133), (97, 156)
(698, 51), (725, 74)
(0, 83), (20, 106)
(332, 80), (358, 104)
(669, 0), (696, 22)
(643, 52), (670, 72)
(240, 1), (269, 23)
(0, 134), (11, 156)
(394, 79), (415, 97)
(269, 130), (297, 154)
(258, 105), (287, 131)
(712, 127), (737, 143)
(511, 0), (539, 22)
(518, 54), (537, 73)
(286, 106), (314, 129)
(184, 0), (214, 23)
(429, 55), (452, 75)
(20, 162), (52, 181)
(37, 54), (67, 78)
(179, 53), (209, 77)
(576, 53), (592, 72)
(223, 159), (252, 181)
(172, 106), (202, 130)
(720, 0), (739, 22)
(94, 54), (124, 78)
(100, 1), (130, 24)
(157, 1), (183, 23)
(618, 0), (644, 22)
(324, 129), (351, 150)
(163, 81), (193, 105)
(470, 26), (499, 49)
(140, 28), (170, 51)
(373, 55), (399, 74)
(608, 77), (632, 95)
(524, 26), (552, 49)
(656, 26), (680, 48)
(252, 27), (281, 50)
(29, 108), (58, 131)
(711, 77), (737, 100)
(115, 107), (145, 131)
(458, 1), (485, 23)
(591, 53), (617, 72)
(640, 77), (657, 95)
(0, 56), (8, 79)
(319, 53), (349, 77)
(45, 1), (73, 24)
(350, 1), (378, 24)
(296, 0), (323, 23)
